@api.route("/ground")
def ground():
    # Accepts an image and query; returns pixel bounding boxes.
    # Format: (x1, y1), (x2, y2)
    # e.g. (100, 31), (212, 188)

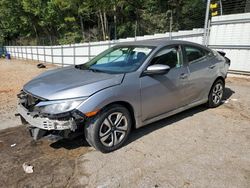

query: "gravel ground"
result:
(0, 59), (250, 187)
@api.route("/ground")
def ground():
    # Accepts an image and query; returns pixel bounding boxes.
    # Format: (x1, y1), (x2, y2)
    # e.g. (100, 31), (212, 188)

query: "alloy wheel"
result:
(99, 112), (128, 147)
(212, 83), (223, 105)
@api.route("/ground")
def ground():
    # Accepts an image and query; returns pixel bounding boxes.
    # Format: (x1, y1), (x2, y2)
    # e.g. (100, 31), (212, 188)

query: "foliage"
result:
(0, 0), (207, 45)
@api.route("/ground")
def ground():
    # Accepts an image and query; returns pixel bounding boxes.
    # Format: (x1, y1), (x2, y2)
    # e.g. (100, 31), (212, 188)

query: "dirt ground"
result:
(0, 59), (250, 187)
(0, 59), (56, 130)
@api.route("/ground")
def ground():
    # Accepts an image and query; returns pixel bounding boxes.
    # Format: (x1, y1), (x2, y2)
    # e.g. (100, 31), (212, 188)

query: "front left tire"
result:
(84, 104), (132, 153)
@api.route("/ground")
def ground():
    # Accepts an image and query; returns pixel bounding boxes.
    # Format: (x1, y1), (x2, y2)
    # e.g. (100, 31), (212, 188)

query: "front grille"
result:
(18, 90), (41, 111)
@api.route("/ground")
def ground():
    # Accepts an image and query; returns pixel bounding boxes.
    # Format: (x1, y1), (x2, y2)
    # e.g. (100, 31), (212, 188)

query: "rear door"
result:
(182, 45), (216, 103)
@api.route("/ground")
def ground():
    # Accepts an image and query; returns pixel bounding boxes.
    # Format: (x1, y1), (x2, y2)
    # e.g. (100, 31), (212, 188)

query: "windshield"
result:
(77, 46), (154, 74)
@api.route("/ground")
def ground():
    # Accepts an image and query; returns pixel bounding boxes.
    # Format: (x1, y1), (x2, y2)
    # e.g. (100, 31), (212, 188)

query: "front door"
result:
(140, 45), (189, 121)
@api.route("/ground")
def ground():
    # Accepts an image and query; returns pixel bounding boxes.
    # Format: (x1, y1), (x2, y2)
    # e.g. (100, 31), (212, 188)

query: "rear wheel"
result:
(84, 104), (132, 153)
(208, 79), (225, 108)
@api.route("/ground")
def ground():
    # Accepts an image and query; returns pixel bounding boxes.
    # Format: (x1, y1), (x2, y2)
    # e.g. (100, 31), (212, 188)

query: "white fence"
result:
(4, 12), (250, 73)
(5, 29), (204, 66)
(208, 13), (250, 73)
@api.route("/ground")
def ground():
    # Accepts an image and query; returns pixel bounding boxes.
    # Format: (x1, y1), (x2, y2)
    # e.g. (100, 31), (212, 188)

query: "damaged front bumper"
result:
(17, 103), (85, 141)
(16, 90), (86, 140)
(17, 104), (77, 131)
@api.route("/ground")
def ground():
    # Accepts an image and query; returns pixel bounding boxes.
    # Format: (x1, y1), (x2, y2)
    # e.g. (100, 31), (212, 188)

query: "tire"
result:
(207, 79), (225, 108)
(84, 104), (132, 153)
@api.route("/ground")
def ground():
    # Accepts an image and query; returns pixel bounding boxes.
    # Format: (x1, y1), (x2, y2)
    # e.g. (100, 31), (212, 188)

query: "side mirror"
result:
(143, 64), (170, 75)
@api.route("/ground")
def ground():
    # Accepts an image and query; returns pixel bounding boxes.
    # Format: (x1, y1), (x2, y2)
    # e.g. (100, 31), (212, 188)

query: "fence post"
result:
(17, 43), (20, 59)
(50, 46), (54, 64)
(37, 46), (39, 62)
(108, 40), (111, 48)
(14, 46), (16, 58)
(73, 45), (76, 65)
(15, 46), (17, 58)
(51, 46), (54, 64)
(31, 46), (34, 61)
(25, 46), (27, 60)
(43, 45), (46, 63)
(203, 0), (211, 45)
(21, 46), (23, 59)
(61, 45), (64, 67)
(15, 44), (19, 59)
(88, 42), (91, 60)
(205, 19), (211, 47)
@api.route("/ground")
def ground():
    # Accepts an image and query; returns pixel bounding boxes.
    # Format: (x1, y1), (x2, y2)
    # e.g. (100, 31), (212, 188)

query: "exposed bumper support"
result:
(17, 104), (77, 131)
(29, 128), (47, 140)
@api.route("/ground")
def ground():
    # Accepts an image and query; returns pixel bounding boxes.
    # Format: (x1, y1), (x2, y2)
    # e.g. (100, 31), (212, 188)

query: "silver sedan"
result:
(17, 40), (230, 153)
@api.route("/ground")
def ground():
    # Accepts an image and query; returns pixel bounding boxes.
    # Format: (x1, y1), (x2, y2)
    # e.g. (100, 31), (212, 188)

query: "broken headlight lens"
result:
(35, 99), (85, 114)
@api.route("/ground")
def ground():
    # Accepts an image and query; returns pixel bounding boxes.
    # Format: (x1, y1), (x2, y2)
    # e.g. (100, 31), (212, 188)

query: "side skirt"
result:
(139, 99), (208, 128)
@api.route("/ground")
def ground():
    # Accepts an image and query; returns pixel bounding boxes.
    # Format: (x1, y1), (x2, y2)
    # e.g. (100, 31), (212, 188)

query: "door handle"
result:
(180, 73), (188, 79)
(209, 65), (216, 69)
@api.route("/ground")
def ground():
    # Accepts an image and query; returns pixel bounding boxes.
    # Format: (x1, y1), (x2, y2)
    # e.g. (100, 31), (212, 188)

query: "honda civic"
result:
(17, 40), (230, 153)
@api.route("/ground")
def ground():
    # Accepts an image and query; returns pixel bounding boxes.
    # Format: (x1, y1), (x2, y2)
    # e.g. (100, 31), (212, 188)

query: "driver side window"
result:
(150, 46), (181, 69)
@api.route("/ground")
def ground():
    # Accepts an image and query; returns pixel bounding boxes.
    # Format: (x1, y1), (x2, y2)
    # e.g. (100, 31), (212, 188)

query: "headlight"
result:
(35, 99), (86, 114)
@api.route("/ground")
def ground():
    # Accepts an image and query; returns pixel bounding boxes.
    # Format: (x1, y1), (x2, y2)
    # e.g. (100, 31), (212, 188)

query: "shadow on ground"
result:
(50, 135), (90, 150)
(48, 87), (235, 150)
(126, 87), (235, 146)
(223, 87), (235, 100)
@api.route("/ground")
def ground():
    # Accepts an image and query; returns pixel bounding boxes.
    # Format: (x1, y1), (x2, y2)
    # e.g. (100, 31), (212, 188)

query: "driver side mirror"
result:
(143, 64), (170, 75)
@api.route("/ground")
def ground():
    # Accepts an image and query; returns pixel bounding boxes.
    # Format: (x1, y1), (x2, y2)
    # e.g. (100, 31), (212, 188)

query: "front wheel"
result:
(207, 79), (225, 108)
(84, 104), (132, 153)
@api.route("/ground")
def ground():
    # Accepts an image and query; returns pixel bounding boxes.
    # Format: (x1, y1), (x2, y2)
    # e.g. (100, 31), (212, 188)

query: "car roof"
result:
(116, 39), (207, 49)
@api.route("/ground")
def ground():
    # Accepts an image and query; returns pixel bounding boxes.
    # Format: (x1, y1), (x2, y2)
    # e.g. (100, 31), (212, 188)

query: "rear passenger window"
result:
(185, 46), (206, 63)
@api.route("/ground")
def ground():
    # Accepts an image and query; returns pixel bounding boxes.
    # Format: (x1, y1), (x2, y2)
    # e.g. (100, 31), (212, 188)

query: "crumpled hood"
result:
(23, 66), (124, 100)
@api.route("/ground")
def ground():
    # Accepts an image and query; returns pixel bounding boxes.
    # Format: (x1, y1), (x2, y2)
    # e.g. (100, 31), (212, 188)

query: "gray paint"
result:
(20, 40), (229, 129)
(24, 66), (124, 100)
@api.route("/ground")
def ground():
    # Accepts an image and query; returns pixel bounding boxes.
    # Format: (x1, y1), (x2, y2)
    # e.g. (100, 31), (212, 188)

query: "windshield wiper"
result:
(75, 64), (88, 70)
(89, 68), (105, 73)
(76, 65), (108, 73)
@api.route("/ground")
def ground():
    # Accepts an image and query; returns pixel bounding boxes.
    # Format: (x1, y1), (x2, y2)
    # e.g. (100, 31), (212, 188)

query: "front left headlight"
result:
(35, 99), (86, 114)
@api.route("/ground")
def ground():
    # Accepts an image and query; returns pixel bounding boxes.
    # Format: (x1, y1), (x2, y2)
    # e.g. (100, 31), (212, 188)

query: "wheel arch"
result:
(207, 76), (225, 108)
(209, 76), (225, 95)
(214, 76), (225, 85)
(101, 101), (136, 130)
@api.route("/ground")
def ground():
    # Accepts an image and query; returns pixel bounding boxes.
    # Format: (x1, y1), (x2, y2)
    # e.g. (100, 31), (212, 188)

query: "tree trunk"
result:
(103, 11), (108, 39)
(79, 15), (85, 41)
(46, 28), (53, 45)
(99, 10), (106, 40)
(113, 5), (117, 40)
(49, 35), (53, 45)
(33, 25), (39, 45)
(29, 15), (39, 45)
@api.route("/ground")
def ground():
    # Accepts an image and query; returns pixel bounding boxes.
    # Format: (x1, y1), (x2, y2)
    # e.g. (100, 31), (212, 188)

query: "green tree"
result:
(0, 0), (207, 45)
